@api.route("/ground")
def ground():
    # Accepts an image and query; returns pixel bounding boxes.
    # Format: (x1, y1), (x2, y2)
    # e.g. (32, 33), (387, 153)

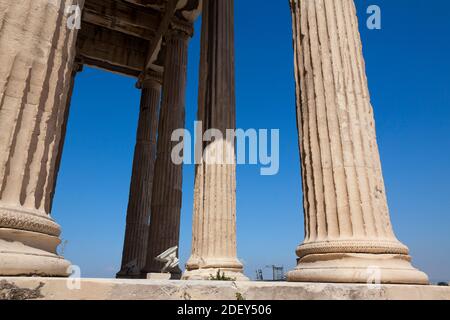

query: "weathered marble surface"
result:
(0, 278), (449, 300)
(288, 0), (428, 284)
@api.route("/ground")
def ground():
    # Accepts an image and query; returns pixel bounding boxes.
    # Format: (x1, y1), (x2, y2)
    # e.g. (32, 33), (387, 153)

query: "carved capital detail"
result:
(137, 70), (163, 89)
(168, 18), (194, 38)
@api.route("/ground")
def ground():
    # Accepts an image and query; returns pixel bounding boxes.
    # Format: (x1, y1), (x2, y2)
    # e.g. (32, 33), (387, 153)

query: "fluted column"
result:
(0, 0), (83, 276)
(117, 72), (162, 278)
(288, 0), (428, 284)
(49, 60), (82, 214)
(183, 0), (248, 281)
(141, 25), (191, 278)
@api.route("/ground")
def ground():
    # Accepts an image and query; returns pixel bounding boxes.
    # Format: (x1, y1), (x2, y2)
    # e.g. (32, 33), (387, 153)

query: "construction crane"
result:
(265, 265), (285, 281)
(255, 269), (264, 281)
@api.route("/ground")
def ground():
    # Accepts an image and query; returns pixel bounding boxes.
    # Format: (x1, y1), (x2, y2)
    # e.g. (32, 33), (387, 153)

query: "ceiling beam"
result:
(76, 23), (148, 78)
(144, 0), (179, 70)
(82, 0), (160, 40)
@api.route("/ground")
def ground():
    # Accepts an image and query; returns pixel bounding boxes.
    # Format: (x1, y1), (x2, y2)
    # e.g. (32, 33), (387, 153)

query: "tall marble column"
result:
(0, 0), (83, 276)
(117, 71), (162, 278)
(49, 60), (83, 214)
(183, 0), (248, 281)
(141, 25), (191, 278)
(288, 0), (428, 284)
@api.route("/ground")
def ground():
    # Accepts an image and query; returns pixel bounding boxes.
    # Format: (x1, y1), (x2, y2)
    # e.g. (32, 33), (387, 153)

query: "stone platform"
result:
(1, 278), (449, 300)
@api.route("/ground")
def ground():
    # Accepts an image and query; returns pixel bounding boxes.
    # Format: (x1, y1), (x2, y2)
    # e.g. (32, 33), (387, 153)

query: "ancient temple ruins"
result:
(0, 0), (429, 285)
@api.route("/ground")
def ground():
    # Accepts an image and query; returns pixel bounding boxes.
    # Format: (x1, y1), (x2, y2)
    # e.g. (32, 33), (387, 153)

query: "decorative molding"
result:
(0, 207), (61, 237)
(297, 240), (410, 259)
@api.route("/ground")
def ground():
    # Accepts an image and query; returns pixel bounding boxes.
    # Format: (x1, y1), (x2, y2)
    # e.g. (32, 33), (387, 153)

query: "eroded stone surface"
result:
(288, 0), (428, 284)
(141, 27), (190, 278)
(0, 278), (449, 300)
(184, 0), (247, 281)
(118, 72), (162, 279)
(0, 0), (79, 276)
(0, 280), (44, 300)
(0, 0), (434, 286)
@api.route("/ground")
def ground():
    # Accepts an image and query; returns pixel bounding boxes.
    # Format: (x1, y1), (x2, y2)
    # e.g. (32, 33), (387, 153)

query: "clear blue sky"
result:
(53, 0), (450, 282)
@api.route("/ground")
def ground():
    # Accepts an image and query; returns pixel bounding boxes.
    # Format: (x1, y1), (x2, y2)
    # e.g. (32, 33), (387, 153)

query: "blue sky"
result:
(53, 0), (450, 282)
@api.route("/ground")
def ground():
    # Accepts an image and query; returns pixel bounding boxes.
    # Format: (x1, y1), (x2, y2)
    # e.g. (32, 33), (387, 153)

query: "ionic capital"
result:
(136, 70), (163, 90)
(167, 18), (194, 39)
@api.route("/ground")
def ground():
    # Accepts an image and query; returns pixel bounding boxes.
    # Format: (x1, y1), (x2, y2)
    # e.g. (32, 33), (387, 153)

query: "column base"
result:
(182, 268), (249, 281)
(145, 273), (172, 280)
(287, 253), (429, 285)
(183, 256), (249, 281)
(116, 262), (143, 279)
(0, 228), (71, 277)
(139, 266), (182, 280)
(116, 271), (142, 279)
(143, 272), (182, 280)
